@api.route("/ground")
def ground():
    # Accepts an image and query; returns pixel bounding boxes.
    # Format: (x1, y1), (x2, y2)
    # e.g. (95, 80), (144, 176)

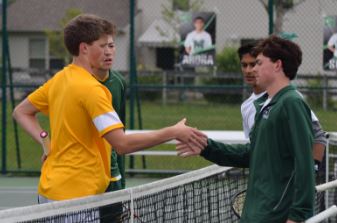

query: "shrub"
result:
(202, 47), (242, 104)
(216, 47), (241, 72)
(137, 74), (163, 101)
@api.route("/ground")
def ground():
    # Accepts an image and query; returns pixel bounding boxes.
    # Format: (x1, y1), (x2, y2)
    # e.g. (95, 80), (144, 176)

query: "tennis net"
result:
(0, 165), (247, 222)
(0, 164), (334, 223)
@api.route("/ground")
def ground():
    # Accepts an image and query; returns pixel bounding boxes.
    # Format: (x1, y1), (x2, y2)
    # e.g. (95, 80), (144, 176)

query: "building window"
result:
(156, 48), (175, 70)
(49, 58), (65, 70)
(29, 39), (46, 69)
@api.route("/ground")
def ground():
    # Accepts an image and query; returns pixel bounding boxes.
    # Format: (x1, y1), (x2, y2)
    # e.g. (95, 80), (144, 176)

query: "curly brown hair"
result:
(252, 35), (302, 80)
(64, 14), (115, 56)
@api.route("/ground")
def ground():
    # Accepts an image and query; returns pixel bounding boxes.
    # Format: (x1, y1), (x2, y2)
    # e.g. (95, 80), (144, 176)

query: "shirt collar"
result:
(268, 84), (296, 104)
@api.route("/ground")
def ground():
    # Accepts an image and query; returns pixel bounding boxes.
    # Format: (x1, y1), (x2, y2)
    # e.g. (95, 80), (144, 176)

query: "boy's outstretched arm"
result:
(177, 138), (250, 168)
(104, 118), (208, 155)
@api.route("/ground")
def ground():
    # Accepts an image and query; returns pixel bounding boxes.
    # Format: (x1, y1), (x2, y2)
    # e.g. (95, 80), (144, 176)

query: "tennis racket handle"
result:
(40, 131), (51, 155)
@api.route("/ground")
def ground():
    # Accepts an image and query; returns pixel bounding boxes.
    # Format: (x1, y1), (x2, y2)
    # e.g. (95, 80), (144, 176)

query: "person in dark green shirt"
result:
(92, 69), (126, 222)
(101, 70), (127, 190)
(177, 35), (315, 223)
(91, 42), (127, 221)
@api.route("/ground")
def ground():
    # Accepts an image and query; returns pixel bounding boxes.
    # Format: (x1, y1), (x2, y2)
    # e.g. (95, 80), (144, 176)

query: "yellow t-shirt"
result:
(28, 64), (124, 200)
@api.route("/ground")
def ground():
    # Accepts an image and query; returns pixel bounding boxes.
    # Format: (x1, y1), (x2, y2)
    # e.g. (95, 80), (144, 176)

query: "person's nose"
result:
(247, 66), (253, 73)
(105, 46), (114, 55)
(252, 64), (258, 73)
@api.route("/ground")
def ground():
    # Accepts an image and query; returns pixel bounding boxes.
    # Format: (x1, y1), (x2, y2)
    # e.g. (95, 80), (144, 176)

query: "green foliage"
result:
(281, 0), (294, 9)
(202, 47), (242, 104)
(189, 0), (204, 11)
(137, 75), (163, 101)
(216, 47), (241, 73)
(201, 77), (242, 104)
(259, 0), (306, 33)
(45, 8), (82, 64)
(306, 77), (335, 109)
(173, 0), (189, 10)
(8, 0), (16, 5)
(59, 8), (82, 27)
(168, 0), (204, 12)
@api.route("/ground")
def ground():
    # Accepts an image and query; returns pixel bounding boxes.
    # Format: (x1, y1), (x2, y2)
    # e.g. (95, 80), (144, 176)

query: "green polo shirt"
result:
(101, 70), (127, 189)
(201, 85), (315, 222)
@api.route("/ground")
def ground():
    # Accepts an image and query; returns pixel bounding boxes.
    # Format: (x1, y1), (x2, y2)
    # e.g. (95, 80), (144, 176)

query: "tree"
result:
(45, 8), (82, 64)
(259, 0), (305, 34)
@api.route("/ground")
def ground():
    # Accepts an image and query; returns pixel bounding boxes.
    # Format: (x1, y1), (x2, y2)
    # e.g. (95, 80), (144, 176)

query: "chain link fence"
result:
(1, 1), (337, 204)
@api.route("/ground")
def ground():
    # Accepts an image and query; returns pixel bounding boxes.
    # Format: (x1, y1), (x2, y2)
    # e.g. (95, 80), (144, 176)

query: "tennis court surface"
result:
(0, 176), (161, 211)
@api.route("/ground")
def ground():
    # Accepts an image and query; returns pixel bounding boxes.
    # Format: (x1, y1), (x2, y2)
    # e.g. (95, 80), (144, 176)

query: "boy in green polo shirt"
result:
(102, 70), (127, 190)
(92, 62), (127, 223)
(177, 35), (315, 222)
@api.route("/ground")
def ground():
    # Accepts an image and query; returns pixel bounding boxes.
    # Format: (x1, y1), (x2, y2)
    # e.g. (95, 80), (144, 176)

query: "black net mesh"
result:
(0, 166), (335, 223)
(130, 170), (246, 223)
(13, 167), (247, 223)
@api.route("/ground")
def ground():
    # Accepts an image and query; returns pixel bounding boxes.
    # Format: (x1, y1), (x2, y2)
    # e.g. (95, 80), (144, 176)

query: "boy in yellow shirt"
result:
(13, 14), (206, 204)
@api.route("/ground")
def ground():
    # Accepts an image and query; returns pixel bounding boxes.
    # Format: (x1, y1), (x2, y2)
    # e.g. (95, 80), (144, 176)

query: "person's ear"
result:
(79, 42), (88, 55)
(275, 59), (282, 72)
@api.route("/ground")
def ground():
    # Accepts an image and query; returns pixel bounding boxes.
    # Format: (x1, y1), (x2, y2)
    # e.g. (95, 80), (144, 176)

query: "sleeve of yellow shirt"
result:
(85, 85), (124, 136)
(27, 80), (50, 115)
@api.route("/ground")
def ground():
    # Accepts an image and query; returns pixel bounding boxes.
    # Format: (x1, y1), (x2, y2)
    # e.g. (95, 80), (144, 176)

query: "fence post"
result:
(268, 0), (274, 35)
(1, 0), (8, 175)
(129, 0), (136, 172)
(129, 0), (136, 130)
(6, 25), (21, 169)
(323, 74), (328, 111)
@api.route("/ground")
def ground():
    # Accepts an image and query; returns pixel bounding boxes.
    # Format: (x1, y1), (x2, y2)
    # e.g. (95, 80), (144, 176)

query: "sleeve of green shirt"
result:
(111, 70), (127, 189)
(104, 70), (127, 189)
(119, 74), (127, 125)
(200, 139), (250, 168)
(285, 98), (315, 221)
(117, 75), (126, 189)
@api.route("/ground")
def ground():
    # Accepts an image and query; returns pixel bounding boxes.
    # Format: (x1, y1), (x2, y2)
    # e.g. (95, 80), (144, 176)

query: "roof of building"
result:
(138, 18), (180, 47)
(1, 0), (130, 32)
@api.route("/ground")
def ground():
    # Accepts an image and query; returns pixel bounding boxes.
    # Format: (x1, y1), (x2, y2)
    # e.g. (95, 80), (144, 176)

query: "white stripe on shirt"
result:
(93, 111), (122, 132)
(111, 174), (122, 182)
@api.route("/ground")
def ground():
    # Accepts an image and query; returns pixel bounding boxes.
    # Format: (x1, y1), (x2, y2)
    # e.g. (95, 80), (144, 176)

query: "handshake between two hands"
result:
(40, 118), (207, 163)
(173, 118), (208, 158)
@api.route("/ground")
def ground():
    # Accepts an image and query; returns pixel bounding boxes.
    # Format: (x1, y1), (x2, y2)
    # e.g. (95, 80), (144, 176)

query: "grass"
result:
(123, 101), (245, 172)
(1, 100), (336, 173)
(135, 101), (242, 130)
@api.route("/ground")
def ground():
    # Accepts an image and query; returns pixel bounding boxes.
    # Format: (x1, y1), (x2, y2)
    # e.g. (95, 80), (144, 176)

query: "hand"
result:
(173, 118), (208, 149)
(176, 142), (204, 157)
(286, 220), (302, 223)
(41, 153), (47, 163)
